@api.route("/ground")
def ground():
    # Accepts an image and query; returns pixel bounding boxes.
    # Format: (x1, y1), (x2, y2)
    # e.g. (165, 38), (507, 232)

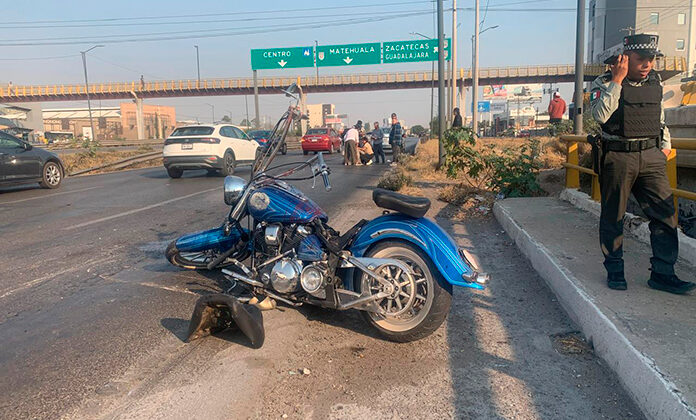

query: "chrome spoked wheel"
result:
(359, 240), (452, 342)
(362, 246), (434, 332)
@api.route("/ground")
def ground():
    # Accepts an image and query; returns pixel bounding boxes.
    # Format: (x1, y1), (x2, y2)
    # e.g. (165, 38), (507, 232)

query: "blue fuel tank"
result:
(247, 183), (328, 224)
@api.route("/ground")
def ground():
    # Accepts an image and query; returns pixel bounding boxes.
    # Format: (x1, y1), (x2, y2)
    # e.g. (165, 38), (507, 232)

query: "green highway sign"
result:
(316, 43), (381, 67)
(250, 46), (314, 70)
(383, 38), (451, 63)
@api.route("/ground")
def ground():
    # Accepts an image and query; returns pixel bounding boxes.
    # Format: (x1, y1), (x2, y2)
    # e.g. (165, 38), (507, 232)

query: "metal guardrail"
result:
(0, 57), (686, 102)
(561, 135), (696, 214)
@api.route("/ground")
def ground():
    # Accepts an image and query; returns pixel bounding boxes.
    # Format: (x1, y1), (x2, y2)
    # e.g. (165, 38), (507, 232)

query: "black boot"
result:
(648, 272), (696, 295)
(607, 272), (627, 290)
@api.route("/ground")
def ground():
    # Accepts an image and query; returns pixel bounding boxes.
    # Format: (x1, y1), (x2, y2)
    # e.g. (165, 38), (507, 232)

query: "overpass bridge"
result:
(0, 57), (687, 103)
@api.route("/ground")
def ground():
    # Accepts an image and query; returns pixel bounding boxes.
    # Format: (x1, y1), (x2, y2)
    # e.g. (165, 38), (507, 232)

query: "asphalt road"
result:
(0, 150), (641, 419)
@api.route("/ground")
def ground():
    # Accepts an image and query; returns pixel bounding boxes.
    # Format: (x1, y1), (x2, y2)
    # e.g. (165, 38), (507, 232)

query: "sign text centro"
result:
(251, 46), (314, 70)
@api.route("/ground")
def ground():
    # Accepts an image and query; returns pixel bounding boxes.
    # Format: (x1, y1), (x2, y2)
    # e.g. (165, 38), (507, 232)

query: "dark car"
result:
(247, 129), (286, 155)
(0, 131), (64, 189)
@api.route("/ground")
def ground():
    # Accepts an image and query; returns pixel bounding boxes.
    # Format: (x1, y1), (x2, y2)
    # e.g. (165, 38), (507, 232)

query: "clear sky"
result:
(1, 0), (581, 127)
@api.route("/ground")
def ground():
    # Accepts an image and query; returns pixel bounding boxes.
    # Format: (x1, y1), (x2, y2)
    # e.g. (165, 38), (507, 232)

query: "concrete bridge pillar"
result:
(135, 98), (145, 140)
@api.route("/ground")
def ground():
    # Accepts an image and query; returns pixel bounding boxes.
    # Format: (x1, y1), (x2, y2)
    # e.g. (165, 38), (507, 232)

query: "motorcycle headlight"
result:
(223, 175), (247, 205)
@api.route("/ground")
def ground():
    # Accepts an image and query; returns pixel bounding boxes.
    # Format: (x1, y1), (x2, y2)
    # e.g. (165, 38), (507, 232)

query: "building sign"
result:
(483, 85), (508, 100)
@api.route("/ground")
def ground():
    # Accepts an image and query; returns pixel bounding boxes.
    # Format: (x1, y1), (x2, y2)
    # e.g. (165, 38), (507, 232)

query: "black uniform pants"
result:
(599, 147), (678, 275)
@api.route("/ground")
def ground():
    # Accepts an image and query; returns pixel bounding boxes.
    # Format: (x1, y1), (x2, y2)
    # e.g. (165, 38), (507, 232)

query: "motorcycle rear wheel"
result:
(166, 240), (235, 270)
(358, 240), (452, 342)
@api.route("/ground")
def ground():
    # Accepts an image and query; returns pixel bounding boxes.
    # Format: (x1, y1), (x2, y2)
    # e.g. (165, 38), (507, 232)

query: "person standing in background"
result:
(548, 92), (566, 123)
(389, 113), (403, 167)
(343, 121), (361, 166)
(452, 107), (463, 128)
(370, 122), (386, 164)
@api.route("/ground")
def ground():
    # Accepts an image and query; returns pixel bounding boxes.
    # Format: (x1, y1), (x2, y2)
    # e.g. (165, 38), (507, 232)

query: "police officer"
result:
(590, 34), (694, 294)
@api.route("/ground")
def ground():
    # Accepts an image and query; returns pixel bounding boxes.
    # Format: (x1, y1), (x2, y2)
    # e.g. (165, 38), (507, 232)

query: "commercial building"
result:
(588, 0), (696, 77)
(306, 103), (335, 128)
(43, 103), (176, 140)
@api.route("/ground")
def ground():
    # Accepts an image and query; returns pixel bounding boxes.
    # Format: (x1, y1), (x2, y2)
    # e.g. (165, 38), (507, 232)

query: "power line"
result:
(0, 8), (433, 29)
(0, 11), (432, 46)
(0, 10), (432, 42)
(0, 1), (436, 25)
(90, 55), (168, 81)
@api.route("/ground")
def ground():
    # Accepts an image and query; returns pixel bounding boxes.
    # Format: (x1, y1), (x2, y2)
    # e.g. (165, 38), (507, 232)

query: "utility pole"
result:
(253, 70), (260, 129)
(80, 44), (103, 142)
(451, 0), (457, 120)
(472, 0), (480, 137)
(245, 95), (250, 127)
(205, 103), (215, 123)
(314, 40), (319, 84)
(194, 45), (201, 83)
(573, 0), (585, 134)
(437, 0), (446, 167)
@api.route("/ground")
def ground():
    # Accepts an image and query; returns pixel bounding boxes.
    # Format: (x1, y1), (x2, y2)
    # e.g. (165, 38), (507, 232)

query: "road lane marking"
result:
(0, 186), (100, 205)
(63, 187), (219, 231)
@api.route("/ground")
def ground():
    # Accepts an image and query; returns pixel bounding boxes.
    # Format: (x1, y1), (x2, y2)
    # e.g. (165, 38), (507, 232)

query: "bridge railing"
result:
(0, 57), (685, 99)
(561, 135), (696, 215)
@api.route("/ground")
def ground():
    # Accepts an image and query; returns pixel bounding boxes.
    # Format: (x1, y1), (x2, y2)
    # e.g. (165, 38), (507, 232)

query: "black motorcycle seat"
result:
(372, 188), (431, 218)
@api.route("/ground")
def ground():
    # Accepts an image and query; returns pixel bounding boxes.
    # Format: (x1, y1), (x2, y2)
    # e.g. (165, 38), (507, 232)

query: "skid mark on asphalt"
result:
(0, 186), (100, 205)
(100, 274), (199, 296)
(63, 187), (218, 230)
(0, 254), (119, 299)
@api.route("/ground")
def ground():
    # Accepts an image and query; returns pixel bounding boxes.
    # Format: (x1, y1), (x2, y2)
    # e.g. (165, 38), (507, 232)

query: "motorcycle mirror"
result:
(283, 83), (298, 98)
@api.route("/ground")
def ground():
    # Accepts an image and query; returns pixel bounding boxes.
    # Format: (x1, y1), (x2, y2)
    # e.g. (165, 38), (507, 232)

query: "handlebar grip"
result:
(321, 171), (331, 191)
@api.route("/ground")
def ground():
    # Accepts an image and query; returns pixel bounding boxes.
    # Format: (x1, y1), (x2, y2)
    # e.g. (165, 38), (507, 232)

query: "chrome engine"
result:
(269, 258), (302, 293)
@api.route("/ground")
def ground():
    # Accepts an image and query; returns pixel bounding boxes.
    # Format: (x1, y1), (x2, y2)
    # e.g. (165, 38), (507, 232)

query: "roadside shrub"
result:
(377, 168), (413, 191)
(548, 120), (573, 136)
(442, 127), (543, 197)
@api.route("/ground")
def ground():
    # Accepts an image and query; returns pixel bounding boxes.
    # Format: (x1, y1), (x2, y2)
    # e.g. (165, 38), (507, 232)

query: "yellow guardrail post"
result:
(566, 139), (580, 188)
(666, 148), (678, 217)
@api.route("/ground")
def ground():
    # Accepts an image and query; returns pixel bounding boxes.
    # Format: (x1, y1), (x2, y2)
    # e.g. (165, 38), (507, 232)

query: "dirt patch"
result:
(550, 332), (594, 356)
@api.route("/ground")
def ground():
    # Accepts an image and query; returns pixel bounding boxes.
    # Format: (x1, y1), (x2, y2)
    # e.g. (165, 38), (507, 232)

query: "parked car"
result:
(517, 129), (531, 138)
(301, 127), (342, 155)
(0, 130), (64, 189)
(247, 129), (287, 155)
(162, 124), (258, 178)
(380, 127), (392, 151)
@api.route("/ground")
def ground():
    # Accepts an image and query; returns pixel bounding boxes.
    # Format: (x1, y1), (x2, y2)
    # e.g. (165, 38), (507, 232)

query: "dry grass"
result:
(60, 149), (161, 175)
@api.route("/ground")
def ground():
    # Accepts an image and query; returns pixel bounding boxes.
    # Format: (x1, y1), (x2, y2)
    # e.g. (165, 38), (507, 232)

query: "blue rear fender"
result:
(350, 213), (484, 290)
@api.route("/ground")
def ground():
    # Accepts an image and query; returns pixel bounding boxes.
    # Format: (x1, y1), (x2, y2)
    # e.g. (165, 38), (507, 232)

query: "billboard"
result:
(483, 85), (508, 100)
(507, 84), (543, 102)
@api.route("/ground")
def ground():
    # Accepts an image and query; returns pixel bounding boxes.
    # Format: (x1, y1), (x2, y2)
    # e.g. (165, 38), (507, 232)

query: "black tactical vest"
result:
(601, 71), (662, 138)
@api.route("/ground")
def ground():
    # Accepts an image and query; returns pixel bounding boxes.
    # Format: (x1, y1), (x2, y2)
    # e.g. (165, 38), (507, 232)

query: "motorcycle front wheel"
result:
(358, 240), (452, 342)
(166, 240), (235, 270)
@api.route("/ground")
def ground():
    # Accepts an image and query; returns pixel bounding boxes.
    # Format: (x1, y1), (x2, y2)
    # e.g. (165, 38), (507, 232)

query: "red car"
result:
(301, 127), (342, 155)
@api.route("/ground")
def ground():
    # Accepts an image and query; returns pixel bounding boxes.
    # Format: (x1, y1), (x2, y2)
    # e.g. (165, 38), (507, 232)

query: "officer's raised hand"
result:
(610, 54), (629, 84)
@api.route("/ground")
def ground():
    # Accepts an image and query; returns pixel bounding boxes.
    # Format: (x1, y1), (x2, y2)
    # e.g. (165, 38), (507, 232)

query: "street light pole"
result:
(437, 0), (446, 167)
(472, 0), (480, 137)
(573, 0), (585, 134)
(80, 44), (103, 142)
(205, 103), (215, 123)
(194, 45), (201, 83)
(451, 0), (457, 120)
(410, 32), (436, 141)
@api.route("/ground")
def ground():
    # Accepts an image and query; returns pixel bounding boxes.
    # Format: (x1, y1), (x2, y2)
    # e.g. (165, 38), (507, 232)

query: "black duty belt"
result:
(602, 137), (658, 152)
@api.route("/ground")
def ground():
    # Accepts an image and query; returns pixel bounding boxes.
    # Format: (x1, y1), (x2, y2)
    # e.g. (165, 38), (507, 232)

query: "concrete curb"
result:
(560, 188), (696, 267)
(493, 201), (696, 420)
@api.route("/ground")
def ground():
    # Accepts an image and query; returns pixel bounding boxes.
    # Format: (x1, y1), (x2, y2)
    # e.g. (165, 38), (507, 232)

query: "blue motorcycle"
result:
(166, 84), (488, 348)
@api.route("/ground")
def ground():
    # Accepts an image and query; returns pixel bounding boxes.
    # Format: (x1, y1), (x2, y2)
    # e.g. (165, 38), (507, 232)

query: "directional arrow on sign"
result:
(278, 60), (287, 67)
(343, 57), (353, 64)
